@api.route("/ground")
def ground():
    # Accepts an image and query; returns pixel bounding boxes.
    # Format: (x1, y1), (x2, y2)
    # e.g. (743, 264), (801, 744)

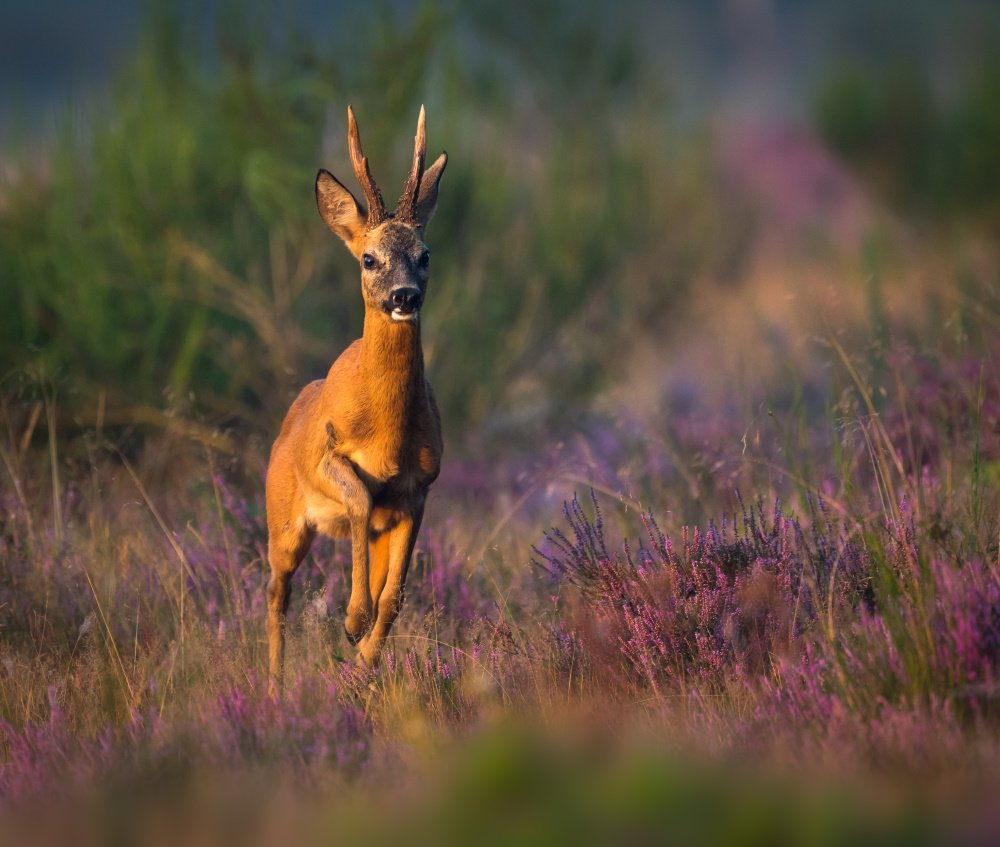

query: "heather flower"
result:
(535, 493), (832, 691)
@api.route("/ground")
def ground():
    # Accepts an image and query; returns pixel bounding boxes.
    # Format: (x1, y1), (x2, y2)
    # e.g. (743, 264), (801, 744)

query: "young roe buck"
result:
(266, 106), (446, 692)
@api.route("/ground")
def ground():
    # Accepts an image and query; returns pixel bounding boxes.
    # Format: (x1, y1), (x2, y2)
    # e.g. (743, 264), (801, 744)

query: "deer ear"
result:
(316, 169), (366, 255)
(413, 152), (447, 230)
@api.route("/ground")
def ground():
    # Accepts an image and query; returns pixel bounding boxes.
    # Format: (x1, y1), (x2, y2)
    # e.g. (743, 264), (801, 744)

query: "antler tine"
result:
(397, 105), (427, 223)
(347, 105), (387, 227)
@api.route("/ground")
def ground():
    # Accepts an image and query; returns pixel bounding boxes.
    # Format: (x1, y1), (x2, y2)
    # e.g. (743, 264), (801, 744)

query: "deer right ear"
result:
(316, 169), (366, 256)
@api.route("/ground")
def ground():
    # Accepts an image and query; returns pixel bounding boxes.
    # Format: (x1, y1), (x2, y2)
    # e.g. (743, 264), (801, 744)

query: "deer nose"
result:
(390, 287), (422, 313)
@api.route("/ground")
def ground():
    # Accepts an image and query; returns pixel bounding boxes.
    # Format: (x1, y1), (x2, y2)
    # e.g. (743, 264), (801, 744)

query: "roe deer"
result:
(266, 106), (446, 694)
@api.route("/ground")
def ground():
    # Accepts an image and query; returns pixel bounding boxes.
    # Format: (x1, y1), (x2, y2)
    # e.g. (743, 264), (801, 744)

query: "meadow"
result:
(2, 3), (999, 843)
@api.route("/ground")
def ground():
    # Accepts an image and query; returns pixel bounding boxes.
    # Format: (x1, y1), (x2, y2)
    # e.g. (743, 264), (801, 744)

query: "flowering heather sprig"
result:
(404, 527), (491, 623)
(0, 678), (373, 805)
(210, 472), (267, 541)
(800, 493), (874, 613)
(0, 687), (163, 805)
(183, 476), (270, 631)
(749, 650), (967, 773)
(932, 559), (1000, 692)
(740, 530), (999, 769)
(545, 619), (583, 680)
(384, 640), (473, 723)
(533, 490), (611, 592)
(884, 341), (1000, 472)
(212, 677), (370, 773)
(536, 494), (829, 689)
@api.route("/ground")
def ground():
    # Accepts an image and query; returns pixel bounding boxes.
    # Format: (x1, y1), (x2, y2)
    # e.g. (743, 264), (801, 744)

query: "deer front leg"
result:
(358, 501), (424, 667)
(319, 454), (374, 643)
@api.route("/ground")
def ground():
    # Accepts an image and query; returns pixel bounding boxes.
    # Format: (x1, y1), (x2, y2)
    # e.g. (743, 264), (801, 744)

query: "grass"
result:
(2, 327), (999, 841)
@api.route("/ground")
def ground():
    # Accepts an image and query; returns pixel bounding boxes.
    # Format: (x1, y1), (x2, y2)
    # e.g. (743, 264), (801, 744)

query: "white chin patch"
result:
(391, 309), (418, 322)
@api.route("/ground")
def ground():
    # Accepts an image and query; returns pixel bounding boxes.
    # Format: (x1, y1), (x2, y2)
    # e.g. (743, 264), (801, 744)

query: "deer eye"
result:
(417, 251), (430, 270)
(362, 253), (377, 270)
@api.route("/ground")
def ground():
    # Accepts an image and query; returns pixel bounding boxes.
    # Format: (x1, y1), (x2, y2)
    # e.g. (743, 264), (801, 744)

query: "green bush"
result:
(813, 52), (1000, 221)
(0, 1), (717, 446)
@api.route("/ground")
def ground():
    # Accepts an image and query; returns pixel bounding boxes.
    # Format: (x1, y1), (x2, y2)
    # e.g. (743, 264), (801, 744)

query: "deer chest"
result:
(347, 441), (438, 499)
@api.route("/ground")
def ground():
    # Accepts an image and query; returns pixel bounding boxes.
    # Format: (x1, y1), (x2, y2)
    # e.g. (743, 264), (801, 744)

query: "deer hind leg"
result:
(267, 525), (314, 697)
(358, 503), (424, 667)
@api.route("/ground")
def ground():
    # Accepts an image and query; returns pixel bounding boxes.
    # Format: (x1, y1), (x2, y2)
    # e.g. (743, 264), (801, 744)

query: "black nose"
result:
(390, 287), (422, 313)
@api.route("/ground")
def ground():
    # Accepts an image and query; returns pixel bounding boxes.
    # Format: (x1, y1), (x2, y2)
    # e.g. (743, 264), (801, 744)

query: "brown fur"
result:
(266, 107), (447, 694)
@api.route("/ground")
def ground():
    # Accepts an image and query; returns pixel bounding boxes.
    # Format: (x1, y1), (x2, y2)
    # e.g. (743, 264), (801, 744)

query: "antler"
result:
(396, 105), (426, 223)
(347, 105), (388, 228)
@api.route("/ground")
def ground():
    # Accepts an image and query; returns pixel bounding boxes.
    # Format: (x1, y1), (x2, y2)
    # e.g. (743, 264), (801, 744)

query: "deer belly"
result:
(302, 492), (350, 537)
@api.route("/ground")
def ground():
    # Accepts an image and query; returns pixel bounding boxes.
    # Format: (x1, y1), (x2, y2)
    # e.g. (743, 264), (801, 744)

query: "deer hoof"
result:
(344, 623), (362, 646)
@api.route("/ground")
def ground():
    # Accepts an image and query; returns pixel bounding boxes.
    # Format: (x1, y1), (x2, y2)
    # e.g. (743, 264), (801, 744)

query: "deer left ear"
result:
(413, 152), (448, 230)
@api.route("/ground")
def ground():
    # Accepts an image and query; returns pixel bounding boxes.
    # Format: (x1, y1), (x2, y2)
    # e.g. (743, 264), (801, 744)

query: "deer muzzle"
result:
(387, 287), (423, 321)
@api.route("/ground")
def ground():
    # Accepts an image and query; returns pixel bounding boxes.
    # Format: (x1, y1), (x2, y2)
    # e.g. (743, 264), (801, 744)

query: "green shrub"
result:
(0, 1), (716, 445)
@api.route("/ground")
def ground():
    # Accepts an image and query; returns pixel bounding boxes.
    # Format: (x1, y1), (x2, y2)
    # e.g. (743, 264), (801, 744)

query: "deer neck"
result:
(358, 309), (424, 436)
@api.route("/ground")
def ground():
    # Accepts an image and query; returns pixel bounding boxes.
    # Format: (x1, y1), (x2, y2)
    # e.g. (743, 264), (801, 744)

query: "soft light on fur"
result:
(265, 106), (447, 694)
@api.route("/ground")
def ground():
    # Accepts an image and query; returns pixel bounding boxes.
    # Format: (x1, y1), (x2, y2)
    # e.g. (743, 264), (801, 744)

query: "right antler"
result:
(396, 105), (426, 224)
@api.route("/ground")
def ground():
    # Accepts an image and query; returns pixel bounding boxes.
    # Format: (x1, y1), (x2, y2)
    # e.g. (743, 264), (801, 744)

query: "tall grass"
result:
(2, 330), (997, 826)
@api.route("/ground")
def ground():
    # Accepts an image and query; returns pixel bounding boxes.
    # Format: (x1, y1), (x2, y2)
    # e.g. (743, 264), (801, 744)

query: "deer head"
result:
(315, 106), (447, 323)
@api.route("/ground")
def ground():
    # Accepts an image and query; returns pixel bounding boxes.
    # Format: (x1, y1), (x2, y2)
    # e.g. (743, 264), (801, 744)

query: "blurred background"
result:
(3, 0), (998, 457)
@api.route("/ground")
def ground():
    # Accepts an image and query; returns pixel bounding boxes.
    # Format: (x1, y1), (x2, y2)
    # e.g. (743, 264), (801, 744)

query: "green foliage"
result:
(813, 51), (1000, 221)
(347, 730), (940, 847)
(1, 7), (336, 421)
(0, 1), (716, 443)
